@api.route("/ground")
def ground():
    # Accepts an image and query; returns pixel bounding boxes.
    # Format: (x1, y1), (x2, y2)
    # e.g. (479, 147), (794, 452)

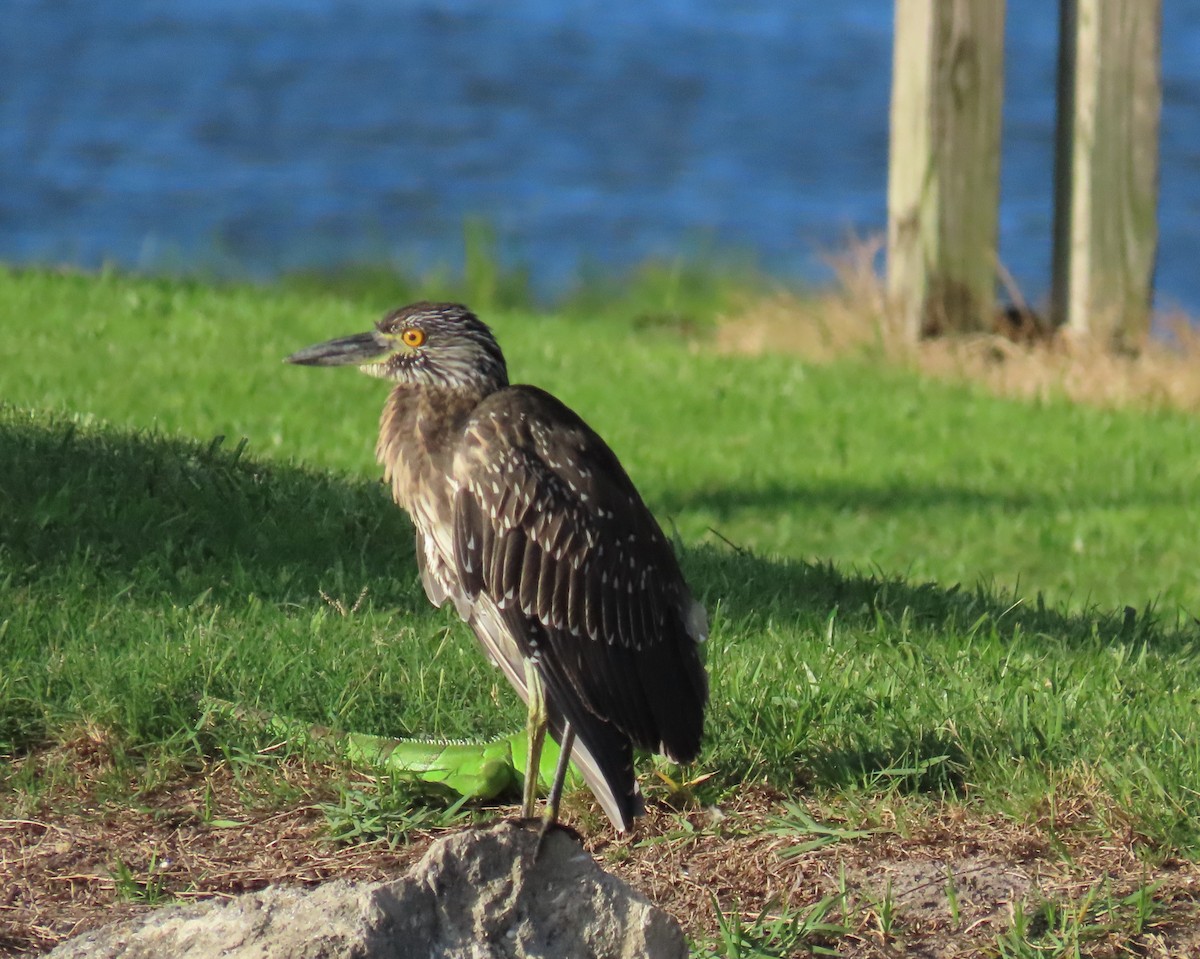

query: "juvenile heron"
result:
(287, 302), (708, 832)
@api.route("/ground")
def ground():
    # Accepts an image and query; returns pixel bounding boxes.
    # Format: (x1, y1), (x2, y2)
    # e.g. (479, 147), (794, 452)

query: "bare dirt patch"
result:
(5, 740), (1200, 957)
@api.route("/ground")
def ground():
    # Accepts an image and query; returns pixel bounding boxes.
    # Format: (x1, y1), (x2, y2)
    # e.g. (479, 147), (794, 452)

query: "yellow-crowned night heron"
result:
(287, 302), (708, 832)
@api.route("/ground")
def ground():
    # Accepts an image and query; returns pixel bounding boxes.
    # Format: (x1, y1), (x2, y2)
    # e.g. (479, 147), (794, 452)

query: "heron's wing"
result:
(451, 386), (708, 766)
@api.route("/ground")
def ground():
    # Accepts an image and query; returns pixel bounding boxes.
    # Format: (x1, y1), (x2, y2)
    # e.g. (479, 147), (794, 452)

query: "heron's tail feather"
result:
(545, 691), (642, 832)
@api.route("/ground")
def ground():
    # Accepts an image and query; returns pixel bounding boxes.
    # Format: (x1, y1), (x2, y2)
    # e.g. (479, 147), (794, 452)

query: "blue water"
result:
(3, 1), (1199, 312)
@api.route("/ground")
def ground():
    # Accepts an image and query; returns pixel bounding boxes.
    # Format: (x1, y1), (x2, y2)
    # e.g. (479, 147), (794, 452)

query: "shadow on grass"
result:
(661, 480), (1045, 516)
(686, 533), (1197, 657)
(5, 403), (1190, 650)
(659, 476), (1189, 520)
(1, 405), (421, 610)
(802, 731), (971, 796)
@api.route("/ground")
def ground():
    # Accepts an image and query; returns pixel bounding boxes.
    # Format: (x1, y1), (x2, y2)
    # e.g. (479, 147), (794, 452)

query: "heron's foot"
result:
(534, 813), (572, 861)
(534, 825), (552, 860)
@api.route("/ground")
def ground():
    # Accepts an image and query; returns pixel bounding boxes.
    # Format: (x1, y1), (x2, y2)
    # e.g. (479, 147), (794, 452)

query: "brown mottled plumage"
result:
(287, 302), (708, 831)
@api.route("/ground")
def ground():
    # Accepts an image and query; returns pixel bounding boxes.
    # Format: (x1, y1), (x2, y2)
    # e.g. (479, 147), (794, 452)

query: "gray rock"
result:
(46, 821), (687, 959)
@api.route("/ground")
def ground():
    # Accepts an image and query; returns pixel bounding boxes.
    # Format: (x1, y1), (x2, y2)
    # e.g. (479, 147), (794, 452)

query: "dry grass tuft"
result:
(717, 236), (898, 363)
(720, 236), (1200, 414)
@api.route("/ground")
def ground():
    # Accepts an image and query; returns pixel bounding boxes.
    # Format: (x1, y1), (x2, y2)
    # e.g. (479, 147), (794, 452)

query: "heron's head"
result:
(286, 302), (509, 394)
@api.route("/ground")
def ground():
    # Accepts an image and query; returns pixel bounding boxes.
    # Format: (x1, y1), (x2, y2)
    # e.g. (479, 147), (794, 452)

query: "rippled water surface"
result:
(4, 1), (1199, 310)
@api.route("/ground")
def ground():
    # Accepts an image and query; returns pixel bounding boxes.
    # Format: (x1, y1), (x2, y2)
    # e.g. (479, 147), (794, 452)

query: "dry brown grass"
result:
(719, 237), (1200, 414)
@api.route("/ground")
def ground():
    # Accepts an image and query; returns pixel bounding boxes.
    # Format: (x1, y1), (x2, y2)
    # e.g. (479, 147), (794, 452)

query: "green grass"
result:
(704, 890), (848, 957)
(3, 264), (1200, 860)
(992, 880), (1167, 958)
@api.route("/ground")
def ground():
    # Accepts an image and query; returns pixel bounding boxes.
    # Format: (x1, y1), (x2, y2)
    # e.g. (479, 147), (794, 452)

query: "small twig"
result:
(708, 527), (748, 555)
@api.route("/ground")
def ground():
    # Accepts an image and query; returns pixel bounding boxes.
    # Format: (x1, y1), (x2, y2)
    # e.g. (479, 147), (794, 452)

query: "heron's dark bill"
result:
(286, 331), (390, 366)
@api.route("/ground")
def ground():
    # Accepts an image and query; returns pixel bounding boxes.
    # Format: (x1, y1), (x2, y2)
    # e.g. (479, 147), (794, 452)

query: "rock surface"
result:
(45, 822), (687, 959)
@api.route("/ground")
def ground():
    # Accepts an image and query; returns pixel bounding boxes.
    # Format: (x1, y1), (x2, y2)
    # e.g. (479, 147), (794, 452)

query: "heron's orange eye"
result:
(400, 327), (426, 348)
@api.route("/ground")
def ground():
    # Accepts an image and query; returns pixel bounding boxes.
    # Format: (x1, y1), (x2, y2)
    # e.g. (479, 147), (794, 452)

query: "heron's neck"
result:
(376, 384), (488, 514)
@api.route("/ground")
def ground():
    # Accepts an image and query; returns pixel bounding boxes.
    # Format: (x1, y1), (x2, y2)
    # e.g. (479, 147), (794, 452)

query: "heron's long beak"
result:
(285, 331), (392, 367)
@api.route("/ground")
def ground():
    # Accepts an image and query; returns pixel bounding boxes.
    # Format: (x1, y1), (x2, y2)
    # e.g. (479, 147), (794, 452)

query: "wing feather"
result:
(565, 559), (587, 637)
(518, 539), (541, 615)
(451, 498), (484, 598)
(478, 505), (498, 586)
(497, 530), (523, 608)
(537, 546), (558, 625)
(585, 559), (605, 641)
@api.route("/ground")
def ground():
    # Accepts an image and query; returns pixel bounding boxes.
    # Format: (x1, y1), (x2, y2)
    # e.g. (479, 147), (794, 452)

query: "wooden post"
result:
(887, 0), (1005, 338)
(1051, 1), (1161, 347)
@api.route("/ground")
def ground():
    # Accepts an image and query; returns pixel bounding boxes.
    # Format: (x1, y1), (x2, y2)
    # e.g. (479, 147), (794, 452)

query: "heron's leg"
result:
(522, 659), (547, 819)
(535, 723), (575, 857)
(542, 723), (575, 827)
